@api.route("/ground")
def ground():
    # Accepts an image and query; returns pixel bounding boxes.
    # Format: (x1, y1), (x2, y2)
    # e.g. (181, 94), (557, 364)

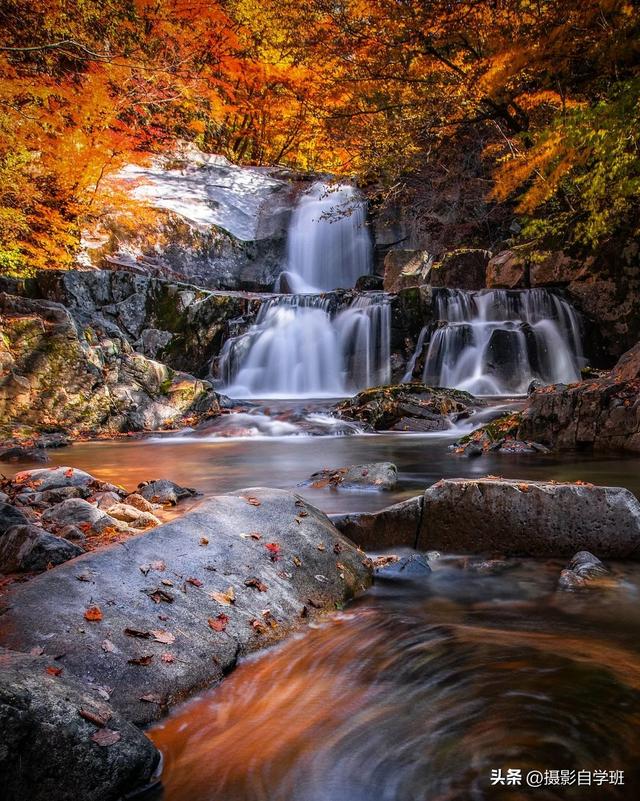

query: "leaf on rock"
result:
(101, 639), (116, 653)
(150, 629), (175, 644)
(64, 468), (74, 478)
(200, 537), (209, 546)
(250, 618), (268, 634)
(265, 542), (280, 561)
(292, 556), (302, 567)
(317, 543), (326, 551)
(128, 655), (153, 666)
(29, 646), (44, 656)
(244, 577), (268, 592)
(91, 729), (121, 747)
(146, 587), (174, 604)
(45, 665), (63, 677)
(209, 586), (235, 605)
(79, 707), (112, 727)
(140, 693), (163, 704)
(186, 577), (203, 587)
(84, 606), (103, 622)
(208, 613), (230, 632)
(246, 496), (261, 506)
(150, 560), (166, 571)
(124, 627), (150, 639)
(161, 652), (175, 663)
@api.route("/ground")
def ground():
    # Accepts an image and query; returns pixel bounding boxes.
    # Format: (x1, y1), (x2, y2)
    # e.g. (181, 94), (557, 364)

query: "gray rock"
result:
(95, 491), (123, 510)
(124, 493), (157, 513)
(41, 498), (126, 536)
(106, 503), (160, 529)
(558, 550), (609, 590)
(11, 467), (97, 493)
(0, 647), (160, 801)
(330, 495), (422, 549)
(305, 462), (398, 491)
(137, 479), (197, 506)
(0, 488), (371, 724)
(0, 524), (83, 572)
(375, 552), (431, 579)
(0, 502), (29, 535)
(0, 446), (49, 464)
(418, 478), (640, 558)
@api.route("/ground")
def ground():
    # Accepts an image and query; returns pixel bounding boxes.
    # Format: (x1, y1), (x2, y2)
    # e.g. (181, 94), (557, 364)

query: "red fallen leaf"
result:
(84, 606), (103, 622)
(297, 509), (309, 517)
(140, 693), (163, 704)
(262, 609), (278, 629)
(208, 613), (229, 632)
(128, 655), (153, 666)
(124, 627), (150, 639)
(161, 652), (175, 663)
(150, 629), (175, 644)
(244, 577), (268, 592)
(91, 729), (121, 747)
(186, 577), (203, 587)
(46, 666), (63, 677)
(79, 707), (112, 727)
(147, 588), (174, 604)
(265, 542), (280, 561)
(517, 483), (530, 492)
(199, 537), (209, 546)
(250, 618), (268, 634)
(64, 468), (74, 478)
(246, 496), (261, 506)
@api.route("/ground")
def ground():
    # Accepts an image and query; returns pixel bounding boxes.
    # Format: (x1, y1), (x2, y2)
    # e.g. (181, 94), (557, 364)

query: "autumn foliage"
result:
(0, 0), (638, 275)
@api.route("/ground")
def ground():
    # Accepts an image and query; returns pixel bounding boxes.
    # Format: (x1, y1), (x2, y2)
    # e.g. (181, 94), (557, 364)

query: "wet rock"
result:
(0, 647), (160, 801)
(558, 550), (609, 590)
(41, 499), (126, 536)
(355, 274), (384, 291)
(330, 495), (423, 549)
(123, 493), (157, 513)
(518, 341), (640, 452)
(95, 491), (123, 511)
(0, 524), (83, 572)
(383, 249), (431, 292)
(375, 552), (431, 579)
(137, 479), (197, 506)
(527, 378), (544, 395)
(0, 488), (371, 725)
(12, 467), (99, 494)
(486, 249), (527, 289)
(428, 248), (490, 290)
(336, 383), (479, 431)
(0, 502), (30, 534)
(0, 446), (49, 464)
(418, 478), (640, 558)
(106, 504), (160, 530)
(305, 462), (398, 491)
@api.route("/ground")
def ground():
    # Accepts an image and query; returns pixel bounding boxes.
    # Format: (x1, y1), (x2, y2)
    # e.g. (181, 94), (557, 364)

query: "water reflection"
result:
(149, 556), (640, 800)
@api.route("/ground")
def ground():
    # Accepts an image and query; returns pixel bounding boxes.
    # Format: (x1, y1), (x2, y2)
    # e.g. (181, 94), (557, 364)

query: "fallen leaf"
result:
(124, 627), (150, 639)
(76, 573), (92, 582)
(208, 613), (230, 632)
(128, 655), (153, 666)
(209, 586), (235, 605)
(186, 577), (203, 587)
(297, 509), (309, 517)
(91, 729), (121, 747)
(29, 646), (44, 656)
(246, 496), (262, 506)
(79, 707), (112, 727)
(244, 577), (268, 592)
(150, 629), (175, 645)
(333, 542), (344, 554)
(262, 609), (278, 629)
(84, 606), (103, 622)
(199, 537), (209, 546)
(150, 560), (166, 571)
(292, 556), (302, 567)
(64, 468), (74, 478)
(317, 543), (326, 551)
(265, 542), (280, 561)
(139, 564), (150, 576)
(46, 666), (63, 677)
(161, 653), (174, 663)
(161, 579), (173, 587)
(140, 693), (163, 704)
(250, 618), (268, 634)
(101, 639), (116, 653)
(147, 588), (174, 604)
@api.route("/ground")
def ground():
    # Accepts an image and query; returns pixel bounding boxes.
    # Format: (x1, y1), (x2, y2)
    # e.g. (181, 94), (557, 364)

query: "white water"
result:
(405, 288), (584, 395)
(220, 293), (390, 399)
(279, 181), (372, 293)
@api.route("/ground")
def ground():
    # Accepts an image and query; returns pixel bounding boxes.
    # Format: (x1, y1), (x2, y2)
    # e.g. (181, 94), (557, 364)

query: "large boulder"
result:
(0, 647), (159, 801)
(0, 488), (372, 725)
(0, 292), (220, 437)
(529, 251), (586, 286)
(383, 249), (431, 292)
(518, 342), (640, 452)
(336, 383), (480, 431)
(0, 524), (82, 572)
(417, 478), (640, 558)
(330, 495), (423, 549)
(41, 498), (126, 537)
(428, 249), (491, 290)
(486, 250), (527, 289)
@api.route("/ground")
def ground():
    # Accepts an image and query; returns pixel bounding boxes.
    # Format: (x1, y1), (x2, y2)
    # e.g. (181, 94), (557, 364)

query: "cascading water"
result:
(220, 293), (390, 398)
(220, 181), (390, 399)
(405, 288), (584, 395)
(278, 181), (372, 293)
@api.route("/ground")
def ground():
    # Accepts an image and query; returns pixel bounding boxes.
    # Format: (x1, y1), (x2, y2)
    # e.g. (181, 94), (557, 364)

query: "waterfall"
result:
(278, 181), (372, 293)
(405, 288), (584, 395)
(220, 293), (390, 399)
